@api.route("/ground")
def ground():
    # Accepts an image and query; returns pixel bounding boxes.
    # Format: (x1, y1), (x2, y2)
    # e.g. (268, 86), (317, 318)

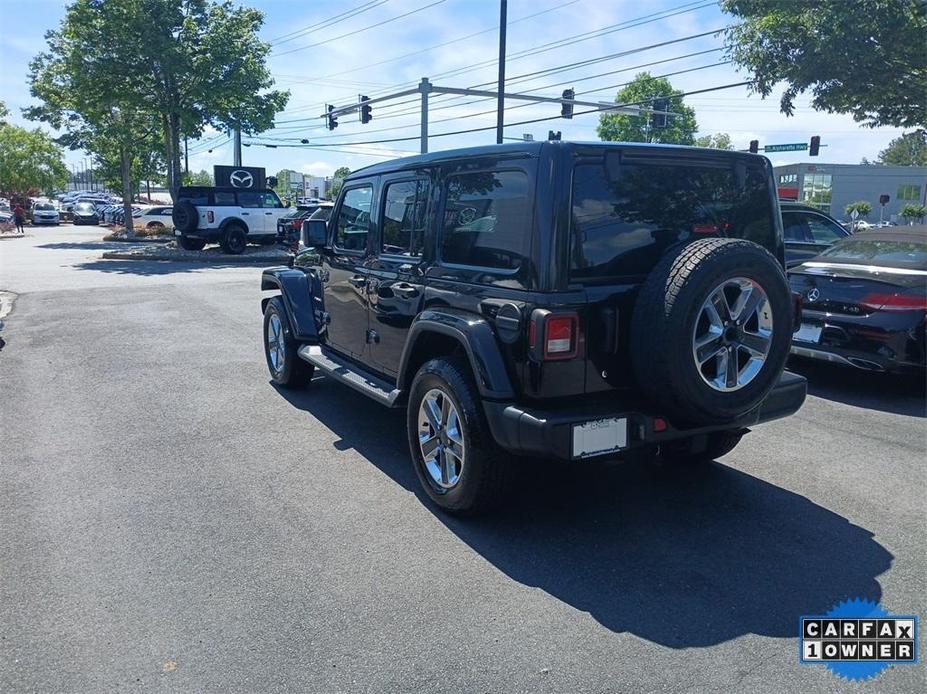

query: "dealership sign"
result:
(214, 165), (267, 189)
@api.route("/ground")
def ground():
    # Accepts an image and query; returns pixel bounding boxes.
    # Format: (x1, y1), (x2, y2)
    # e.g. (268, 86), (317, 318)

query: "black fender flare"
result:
(398, 308), (515, 400)
(219, 217), (250, 235)
(260, 267), (322, 342)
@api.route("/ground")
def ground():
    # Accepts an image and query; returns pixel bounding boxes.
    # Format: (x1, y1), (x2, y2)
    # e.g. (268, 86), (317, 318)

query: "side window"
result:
(162, 208), (173, 216)
(335, 186), (373, 252)
(781, 212), (811, 242)
(260, 192), (283, 208)
(214, 191), (236, 206)
(441, 170), (530, 270)
(381, 179), (429, 256)
(179, 193), (209, 205)
(237, 191), (260, 208)
(807, 216), (846, 244)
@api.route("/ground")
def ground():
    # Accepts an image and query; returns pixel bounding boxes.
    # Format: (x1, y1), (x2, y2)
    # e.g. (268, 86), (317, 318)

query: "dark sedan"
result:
(789, 229), (926, 373)
(71, 201), (100, 225)
(780, 200), (850, 268)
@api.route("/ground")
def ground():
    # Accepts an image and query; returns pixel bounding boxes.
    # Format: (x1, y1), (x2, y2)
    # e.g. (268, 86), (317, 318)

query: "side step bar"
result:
(297, 345), (403, 407)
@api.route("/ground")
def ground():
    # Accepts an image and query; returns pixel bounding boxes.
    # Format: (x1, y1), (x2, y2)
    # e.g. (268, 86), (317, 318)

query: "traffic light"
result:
(359, 95), (372, 124)
(749, 140), (759, 154)
(326, 104), (338, 131)
(650, 98), (668, 129)
(561, 88), (574, 119)
(548, 130), (562, 141)
(809, 135), (820, 156)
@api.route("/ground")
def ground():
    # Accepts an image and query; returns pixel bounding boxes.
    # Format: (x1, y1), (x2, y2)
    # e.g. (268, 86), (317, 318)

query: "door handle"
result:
(265, 212), (273, 215)
(393, 283), (417, 298)
(348, 275), (367, 288)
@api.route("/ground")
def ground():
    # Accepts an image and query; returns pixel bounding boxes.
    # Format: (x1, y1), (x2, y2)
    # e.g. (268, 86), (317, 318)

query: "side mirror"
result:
(302, 219), (328, 248)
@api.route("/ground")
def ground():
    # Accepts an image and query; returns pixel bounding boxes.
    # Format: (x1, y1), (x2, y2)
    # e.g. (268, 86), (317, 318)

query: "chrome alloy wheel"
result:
(266, 312), (286, 374)
(417, 388), (465, 489)
(692, 277), (773, 392)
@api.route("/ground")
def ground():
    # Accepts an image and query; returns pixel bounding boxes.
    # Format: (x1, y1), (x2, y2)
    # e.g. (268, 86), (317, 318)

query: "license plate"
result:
(572, 417), (627, 459)
(794, 323), (823, 343)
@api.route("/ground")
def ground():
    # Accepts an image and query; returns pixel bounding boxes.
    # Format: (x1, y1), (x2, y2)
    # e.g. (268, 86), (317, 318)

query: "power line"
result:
(247, 81), (752, 149)
(267, 58), (732, 140)
(271, 0), (448, 58)
(273, 25), (726, 127)
(269, 1), (388, 46)
(273, 0), (715, 119)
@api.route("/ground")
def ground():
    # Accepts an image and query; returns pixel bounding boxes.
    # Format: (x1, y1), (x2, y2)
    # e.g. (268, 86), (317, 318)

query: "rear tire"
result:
(407, 356), (511, 514)
(263, 297), (315, 388)
(178, 236), (206, 251)
(220, 224), (247, 255)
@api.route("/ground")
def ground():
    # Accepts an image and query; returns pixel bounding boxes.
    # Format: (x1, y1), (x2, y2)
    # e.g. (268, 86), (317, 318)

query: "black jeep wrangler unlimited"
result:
(260, 142), (806, 513)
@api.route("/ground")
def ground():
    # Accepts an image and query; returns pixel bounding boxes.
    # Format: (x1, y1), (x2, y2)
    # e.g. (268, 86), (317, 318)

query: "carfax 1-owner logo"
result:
(800, 598), (918, 681)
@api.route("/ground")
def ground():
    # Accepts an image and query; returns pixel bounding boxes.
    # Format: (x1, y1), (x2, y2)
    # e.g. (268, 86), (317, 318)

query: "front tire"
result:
(263, 297), (315, 388)
(220, 224), (247, 255)
(407, 356), (511, 514)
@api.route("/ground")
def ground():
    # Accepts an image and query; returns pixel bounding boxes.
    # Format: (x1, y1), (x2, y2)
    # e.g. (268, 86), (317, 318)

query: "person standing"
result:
(13, 202), (26, 234)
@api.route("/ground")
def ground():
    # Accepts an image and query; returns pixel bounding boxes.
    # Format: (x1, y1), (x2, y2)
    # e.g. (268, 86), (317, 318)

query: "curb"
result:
(101, 249), (290, 264)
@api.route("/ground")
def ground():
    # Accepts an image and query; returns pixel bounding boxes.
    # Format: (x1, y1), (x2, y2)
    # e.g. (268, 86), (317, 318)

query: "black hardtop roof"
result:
(347, 141), (767, 179)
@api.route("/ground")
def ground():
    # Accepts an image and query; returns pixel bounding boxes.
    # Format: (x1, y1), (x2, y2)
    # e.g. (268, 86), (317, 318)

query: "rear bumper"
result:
(483, 371), (807, 461)
(792, 309), (926, 372)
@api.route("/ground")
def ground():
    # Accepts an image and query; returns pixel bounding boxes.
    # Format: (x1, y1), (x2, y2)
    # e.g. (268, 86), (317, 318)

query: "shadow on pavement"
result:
(37, 241), (127, 250)
(276, 376), (893, 649)
(788, 357), (926, 418)
(72, 259), (267, 275)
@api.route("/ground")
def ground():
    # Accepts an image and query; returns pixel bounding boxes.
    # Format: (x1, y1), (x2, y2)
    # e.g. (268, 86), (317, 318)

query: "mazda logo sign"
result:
(230, 169), (254, 188)
(806, 288), (820, 303)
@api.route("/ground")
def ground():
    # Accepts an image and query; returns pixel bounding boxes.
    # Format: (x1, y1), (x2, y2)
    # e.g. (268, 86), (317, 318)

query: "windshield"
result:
(570, 157), (776, 280)
(819, 235), (927, 270)
(34, 203), (55, 210)
(74, 203), (96, 212)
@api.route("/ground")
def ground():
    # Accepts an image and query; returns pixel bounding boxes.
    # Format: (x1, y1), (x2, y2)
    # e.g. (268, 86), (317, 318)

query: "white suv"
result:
(172, 186), (291, 254)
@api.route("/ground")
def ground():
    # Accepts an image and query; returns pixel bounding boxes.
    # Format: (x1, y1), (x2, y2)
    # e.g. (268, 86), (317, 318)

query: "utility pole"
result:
(420, 78), (431, 154)
(233, 128), (242, 166)
(495, 0), (507, 145)
(184, 136), (189, 174)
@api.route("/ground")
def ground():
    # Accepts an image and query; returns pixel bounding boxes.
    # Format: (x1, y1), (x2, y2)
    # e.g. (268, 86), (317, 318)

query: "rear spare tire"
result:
(629, 237), (792, 425)
(172, 200), (198, 232)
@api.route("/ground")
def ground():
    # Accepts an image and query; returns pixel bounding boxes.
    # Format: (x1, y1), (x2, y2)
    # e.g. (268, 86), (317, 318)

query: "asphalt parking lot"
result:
(1, 226), (924, 693)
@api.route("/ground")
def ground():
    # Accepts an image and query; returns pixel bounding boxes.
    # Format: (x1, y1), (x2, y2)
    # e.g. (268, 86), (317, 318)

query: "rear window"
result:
(570, 158), (775, 280)
(820, 236), (927, 270)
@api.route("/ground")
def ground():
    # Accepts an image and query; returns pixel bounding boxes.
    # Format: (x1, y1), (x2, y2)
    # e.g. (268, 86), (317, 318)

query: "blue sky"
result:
(0, 0), (911, 179)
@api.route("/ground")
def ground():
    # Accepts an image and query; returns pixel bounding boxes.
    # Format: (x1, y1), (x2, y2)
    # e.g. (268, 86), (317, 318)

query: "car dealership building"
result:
(774, 162), (927, 222)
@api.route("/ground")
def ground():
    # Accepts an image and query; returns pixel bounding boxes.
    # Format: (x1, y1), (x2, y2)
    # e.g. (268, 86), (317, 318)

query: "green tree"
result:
(722, 0), (927, 128)
(694, 132), (734, 150)
(27, 0), (165, 230)
(28, 0), (288, 204)
(845, 200), (872, 219)
(183, 169), (213, 186)
(0, 113), (69, 196)
(900, 203), (927, 224)
(329, 166), (351, 200)
(877, 130), (927, 166)
(597, 72), (698, 145)
(274, 168), (296, 201)
(137, 0), (289, 200)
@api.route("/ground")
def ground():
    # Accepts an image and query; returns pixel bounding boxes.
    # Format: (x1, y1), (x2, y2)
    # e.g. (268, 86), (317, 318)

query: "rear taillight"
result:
(860, 293), (927, 312)
(292, 219), (302, 231)
(529, 310), (579, 361)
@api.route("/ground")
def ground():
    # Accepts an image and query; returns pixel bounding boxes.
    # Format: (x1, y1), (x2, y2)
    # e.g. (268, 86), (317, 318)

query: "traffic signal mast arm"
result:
(322, 80), (655, 120)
